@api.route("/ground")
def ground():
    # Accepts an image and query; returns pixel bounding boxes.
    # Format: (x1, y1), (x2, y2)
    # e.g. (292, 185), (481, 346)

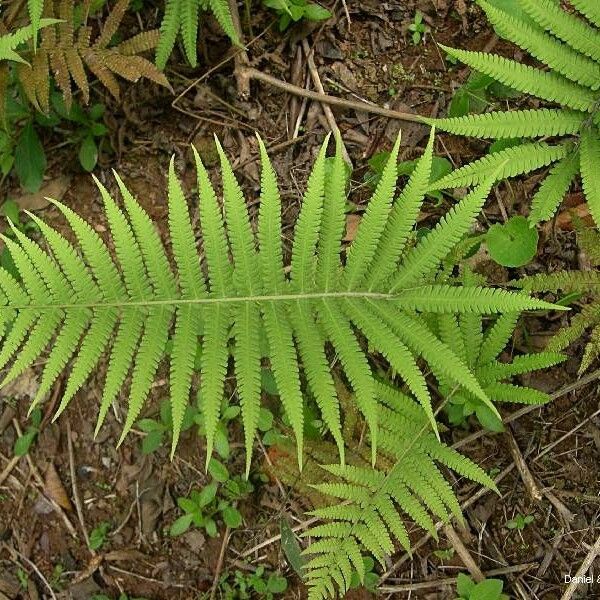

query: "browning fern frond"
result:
(0, 134), (562, 474)
(12, 0), (170, 112)
(428, 0), (600, 227)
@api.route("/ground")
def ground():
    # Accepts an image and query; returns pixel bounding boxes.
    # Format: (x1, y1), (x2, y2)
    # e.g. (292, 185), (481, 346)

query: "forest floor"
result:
(1, 0), (600, 599)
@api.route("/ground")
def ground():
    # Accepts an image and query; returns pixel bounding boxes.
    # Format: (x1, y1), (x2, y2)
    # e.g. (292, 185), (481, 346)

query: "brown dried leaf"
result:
(15, 176), (71, 211)
(49, 50), (72, 110)
(44, 463), (73, 511)
(65, 48), (89, 104)
(83, 52), (120, 99)
(117, 30), (160, 55)
(94, 0), (129, 49)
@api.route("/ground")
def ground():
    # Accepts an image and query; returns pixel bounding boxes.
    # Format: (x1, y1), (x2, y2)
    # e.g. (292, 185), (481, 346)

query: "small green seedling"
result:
(219, 565), (288, 600)
(486, 216), (539, 268)
(349, 556), (379, 593)
(433, 547), (456, 560)
(408, 11), (428, 44)
(506, 513), (534, 531)
(456, 573), (508, 600)
(89, 521), (111, 550)
(13, 408), (42, 456)
(263, 0), (331, 31)
(137, 399), (198, 454)
(170, 459), (252, 537)
(447, 71), (519, 118)
(37, 94), (108, 172)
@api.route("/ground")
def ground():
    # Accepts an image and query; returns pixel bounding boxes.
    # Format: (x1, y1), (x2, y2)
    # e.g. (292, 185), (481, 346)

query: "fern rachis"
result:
(0, 133), (563, 477)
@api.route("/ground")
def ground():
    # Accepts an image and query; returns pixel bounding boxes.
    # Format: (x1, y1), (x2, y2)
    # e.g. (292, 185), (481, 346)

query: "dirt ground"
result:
(1, 0), (600, 598)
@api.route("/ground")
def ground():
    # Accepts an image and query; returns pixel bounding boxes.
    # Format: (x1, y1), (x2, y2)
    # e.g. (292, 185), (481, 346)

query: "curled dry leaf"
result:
(44, 462), (73, 511)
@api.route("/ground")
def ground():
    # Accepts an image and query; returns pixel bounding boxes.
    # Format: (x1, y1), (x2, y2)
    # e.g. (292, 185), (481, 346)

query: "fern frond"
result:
(486, 382), (550, 405)
(156, 0), (181, 69)
(516, 270), (600, 293)
(344, 134), (401, 289)
(291, 137), (329, 293)
(430, 109), (586, 140)
(519, 0), (600, 63)
(392, 176), (495, 289)
(478, 0), (600, 90)
(393, 285), (563, 314)
(581, 323), (600, 373)
(294, 382), (496, 600)
(316, 133), (346, 291)
(0, 20), (59, 63)
(571, 0), (600, 28)
(366, 129), (435, 290)
(207, 0), (239, 43)
(0, 135), (563, 485)
(431, 142), (568, 191)
(580, 127), (600, 227)
(439, 45), (597, 112)
(478, 352), (566, 382)
(478, 313), (519, 365)
(13, 0), (169, 111)
(529, 152), (580, 225)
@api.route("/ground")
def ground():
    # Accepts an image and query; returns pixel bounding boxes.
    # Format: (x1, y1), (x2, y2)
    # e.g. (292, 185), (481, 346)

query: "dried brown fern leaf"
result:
(16, 0), (171, 112)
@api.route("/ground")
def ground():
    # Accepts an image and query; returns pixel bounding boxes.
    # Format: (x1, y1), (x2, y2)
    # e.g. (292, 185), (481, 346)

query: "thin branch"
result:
(239, 67), (426, 124)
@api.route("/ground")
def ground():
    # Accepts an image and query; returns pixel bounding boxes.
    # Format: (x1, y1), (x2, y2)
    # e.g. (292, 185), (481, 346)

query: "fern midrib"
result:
(1, 290), (401, 312)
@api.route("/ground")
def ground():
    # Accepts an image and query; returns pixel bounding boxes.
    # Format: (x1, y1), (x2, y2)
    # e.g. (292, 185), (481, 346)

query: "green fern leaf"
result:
(580, 128), (600, 227)
(431, 142), (568, 191)
(529, 152), (580, 225)
(207, 0), (239, 43)
(439, 45), (596, 112)
(429, 109), (585, 140)
(478, 0), (600, 90)
(519, 0), (600, 63)
(571, 0), (600, 28)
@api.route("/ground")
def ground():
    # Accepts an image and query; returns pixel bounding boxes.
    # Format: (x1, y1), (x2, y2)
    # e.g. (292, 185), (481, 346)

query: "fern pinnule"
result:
(344, 133), (401, 290)
(514, 225), (600, 373)
(0, 19), (59, 63)
(366, 128), (435, 290)
(0, 134), (564, 477)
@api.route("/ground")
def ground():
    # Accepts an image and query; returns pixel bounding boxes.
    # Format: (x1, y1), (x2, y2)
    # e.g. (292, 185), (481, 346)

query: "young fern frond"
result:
(269, 382), (497, 600)
(429, 0), (600, 226)
(0, 135), (561, 474)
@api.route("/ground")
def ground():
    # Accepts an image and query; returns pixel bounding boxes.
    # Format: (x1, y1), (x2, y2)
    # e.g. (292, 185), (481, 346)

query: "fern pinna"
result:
(4, 0), (170, 113)
(514, 226), (600, 374)
(427, 0), (600, 227)
(0, 132), (560, 476)
(156, 0), (237, 69)
(270, 382), (497, 600)
(428, 270), (566, 431)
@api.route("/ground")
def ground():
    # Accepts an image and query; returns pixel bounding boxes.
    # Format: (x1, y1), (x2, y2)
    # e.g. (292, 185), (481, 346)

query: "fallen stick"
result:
(239, 67), (426, 124)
